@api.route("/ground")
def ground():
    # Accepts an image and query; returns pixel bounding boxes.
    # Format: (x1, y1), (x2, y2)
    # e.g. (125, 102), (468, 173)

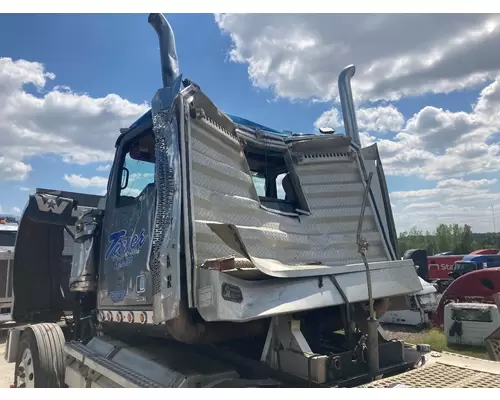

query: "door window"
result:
(118, 133), (155, 206)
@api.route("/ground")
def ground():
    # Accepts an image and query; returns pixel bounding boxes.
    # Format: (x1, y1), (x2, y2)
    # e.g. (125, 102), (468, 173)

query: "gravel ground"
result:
(382, 323), (443, 345)
(381, 323), (427, 341)
(0, 331), (14, 388)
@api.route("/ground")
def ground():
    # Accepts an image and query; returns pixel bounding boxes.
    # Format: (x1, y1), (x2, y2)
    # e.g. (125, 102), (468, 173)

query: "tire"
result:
(14, 323), (67, 388)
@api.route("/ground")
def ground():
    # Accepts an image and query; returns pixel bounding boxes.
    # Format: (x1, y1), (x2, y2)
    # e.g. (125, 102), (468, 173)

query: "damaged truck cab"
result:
(7, 13), (427, 388)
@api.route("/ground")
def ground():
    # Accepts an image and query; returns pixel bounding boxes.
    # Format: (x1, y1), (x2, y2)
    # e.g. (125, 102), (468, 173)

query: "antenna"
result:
(491, 205), (497, 234)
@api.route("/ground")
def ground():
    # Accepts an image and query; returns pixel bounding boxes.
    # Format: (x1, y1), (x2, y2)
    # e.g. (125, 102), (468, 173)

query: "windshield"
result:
(0, 216), (17, 224)
(452, 262), (477, 273)
(0, 230), (16, 247)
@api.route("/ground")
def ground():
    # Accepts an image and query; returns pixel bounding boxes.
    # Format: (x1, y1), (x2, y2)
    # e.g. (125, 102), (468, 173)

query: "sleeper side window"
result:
(452, 308), (493, 323)
(276, 173), (286, 200)
(118, 132), (156, 207)
(244, 147), (309, 215)
(251, 173), (266, 198)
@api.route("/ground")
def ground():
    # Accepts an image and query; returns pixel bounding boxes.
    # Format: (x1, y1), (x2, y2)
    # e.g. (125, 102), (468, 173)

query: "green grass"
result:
(403, 328), (489, 360)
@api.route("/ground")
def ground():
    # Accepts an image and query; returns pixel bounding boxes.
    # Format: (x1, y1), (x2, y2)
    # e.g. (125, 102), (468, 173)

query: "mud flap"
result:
(12, 189), (101, 322)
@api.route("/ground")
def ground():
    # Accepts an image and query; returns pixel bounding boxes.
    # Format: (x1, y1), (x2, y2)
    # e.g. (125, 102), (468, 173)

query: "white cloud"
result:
(314, 108), (341, 130)
(63, 174), (108, 189)
(0, 156), (32, 181)
(63, 173), (154, 198)
(19, 187), (30, 192)
(356, 105), (405, 133)
(0, 57), (148, 181)
(436, 178), (497, 189)
(216, 14), (500, 103)
(122, 188), (142, 197)
(345, 76), (500, 182)
(391, 178), (500, 232)
(11, 207), (21, 214)
(404, 202), (442, 210)
(96, 164), (111, 172)
(130, 172), (154, 180)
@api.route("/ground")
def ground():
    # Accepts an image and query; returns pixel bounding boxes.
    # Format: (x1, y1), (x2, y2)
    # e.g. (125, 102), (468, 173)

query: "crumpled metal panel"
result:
(197, 222), (386, 268)
(196, 260), (420, 321)
(193, 185), (378, 235)
(189, 111), (390, 274)
(148, 76), (183, 322)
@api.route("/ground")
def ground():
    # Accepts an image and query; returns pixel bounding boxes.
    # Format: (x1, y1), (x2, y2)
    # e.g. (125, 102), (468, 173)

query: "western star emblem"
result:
(35, 194), (69, 214)
(46, 198), (57, 209)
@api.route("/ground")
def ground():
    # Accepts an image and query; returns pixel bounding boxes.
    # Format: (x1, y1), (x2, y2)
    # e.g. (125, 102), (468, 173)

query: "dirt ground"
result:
(0, 330), (14, 388)
(382, 323), (489, 359)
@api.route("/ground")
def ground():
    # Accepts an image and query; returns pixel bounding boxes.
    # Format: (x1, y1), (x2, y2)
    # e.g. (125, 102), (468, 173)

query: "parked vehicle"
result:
(433, 268), (500, 329)
(404, 249), (463, 292)
(404, 249), (500, 293)
(427, 254), (465, 281)
(0, 220), (17, 323)
(377, 277), (438, 327)
(469, 249), (499, 255)
(449, 254), (500, 279)
(444, 302), (500, 348)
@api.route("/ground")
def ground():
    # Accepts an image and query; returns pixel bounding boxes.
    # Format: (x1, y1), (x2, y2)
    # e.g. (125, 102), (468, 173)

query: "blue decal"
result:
(109, 289), (127, 303)
(105, 229), (147, 270)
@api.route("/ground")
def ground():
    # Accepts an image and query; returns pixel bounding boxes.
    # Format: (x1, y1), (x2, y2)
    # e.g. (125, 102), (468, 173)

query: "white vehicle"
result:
(445, 303), (500, 347)
(0, 220), (17, 323)
(378, 278), (438, 327)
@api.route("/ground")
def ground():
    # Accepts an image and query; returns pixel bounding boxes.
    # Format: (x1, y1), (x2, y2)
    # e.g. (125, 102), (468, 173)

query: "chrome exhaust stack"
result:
(338, 65), (361, 147)
(148, 13), (180, 88)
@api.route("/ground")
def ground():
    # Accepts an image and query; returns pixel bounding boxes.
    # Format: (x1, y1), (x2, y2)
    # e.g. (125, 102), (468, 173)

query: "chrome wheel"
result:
(17, 348), (35, 388)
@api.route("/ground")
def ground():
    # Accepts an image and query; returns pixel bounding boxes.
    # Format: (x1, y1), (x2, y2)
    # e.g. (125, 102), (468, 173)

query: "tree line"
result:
(398, 223), (500, 256)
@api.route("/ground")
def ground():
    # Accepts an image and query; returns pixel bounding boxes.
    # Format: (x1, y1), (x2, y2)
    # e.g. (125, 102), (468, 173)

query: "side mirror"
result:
(121, 167), (129, 190)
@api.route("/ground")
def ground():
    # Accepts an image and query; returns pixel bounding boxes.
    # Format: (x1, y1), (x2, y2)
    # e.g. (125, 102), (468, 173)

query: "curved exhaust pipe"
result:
(148, 13), (180, 88)
(338, 65), (361, 147)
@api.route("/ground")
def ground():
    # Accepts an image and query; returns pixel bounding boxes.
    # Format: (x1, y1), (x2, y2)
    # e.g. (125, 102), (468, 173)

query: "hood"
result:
(0, 224), (19, 232)
(417, 277), (437, 295)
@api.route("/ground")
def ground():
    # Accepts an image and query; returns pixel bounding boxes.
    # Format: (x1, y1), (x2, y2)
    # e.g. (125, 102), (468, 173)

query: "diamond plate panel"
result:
(191, 128), (245, 168)
(362, 363), (500, 388)
(485, 326), (500, 361)
(189, 116), (390, 275)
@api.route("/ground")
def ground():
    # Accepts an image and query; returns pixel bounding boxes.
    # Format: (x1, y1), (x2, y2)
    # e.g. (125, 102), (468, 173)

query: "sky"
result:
(0, 13), (499, 233)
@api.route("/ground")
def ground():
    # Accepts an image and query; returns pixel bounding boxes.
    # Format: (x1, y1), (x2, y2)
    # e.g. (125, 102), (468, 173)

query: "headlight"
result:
(418, 293), (437, 311)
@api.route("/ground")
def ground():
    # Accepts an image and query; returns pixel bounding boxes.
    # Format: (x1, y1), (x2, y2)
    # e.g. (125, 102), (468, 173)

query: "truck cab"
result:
(378, 277), (438, 327)
(5, 13), (430, 388)
(450, 254), (500, 280)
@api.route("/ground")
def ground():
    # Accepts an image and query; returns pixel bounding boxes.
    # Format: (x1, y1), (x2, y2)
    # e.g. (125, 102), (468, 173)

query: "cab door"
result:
(98, 129), (156, 309)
